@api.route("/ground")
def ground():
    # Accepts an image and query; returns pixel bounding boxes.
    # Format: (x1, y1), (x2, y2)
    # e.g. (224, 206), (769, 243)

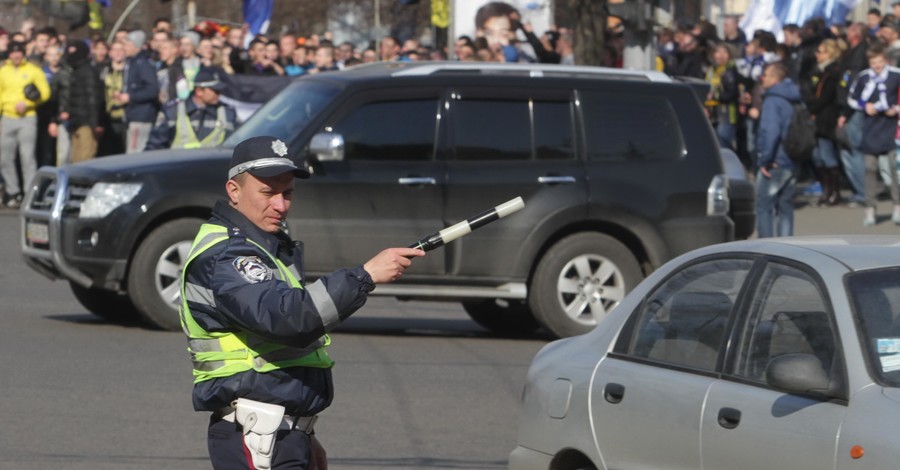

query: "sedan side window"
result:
(331, 99), (439, 161)
(617, 259), (751, 371)
(732, 263), (837, 383)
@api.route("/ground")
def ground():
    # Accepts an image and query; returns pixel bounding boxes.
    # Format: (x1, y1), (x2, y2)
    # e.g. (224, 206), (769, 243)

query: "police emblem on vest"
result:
(233, 256), (273, 283)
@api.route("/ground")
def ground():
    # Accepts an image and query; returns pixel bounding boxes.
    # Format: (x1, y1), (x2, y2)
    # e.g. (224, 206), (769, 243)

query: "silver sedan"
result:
(510, 236), (900, 470)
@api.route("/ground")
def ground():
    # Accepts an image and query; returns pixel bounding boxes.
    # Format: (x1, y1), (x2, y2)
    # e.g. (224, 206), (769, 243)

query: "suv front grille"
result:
(27, 175), (91, 215)
(27, 174), (58, 210)
(64, 184), (92, 214)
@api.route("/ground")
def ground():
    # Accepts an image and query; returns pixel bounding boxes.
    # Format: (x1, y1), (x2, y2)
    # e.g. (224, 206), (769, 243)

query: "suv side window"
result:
(732, 262), (838, 383)
(616, 259), (752, 371)
(580, 90), (684, 161)
(331, 99), (439, 161)
(449, 98), (575, 161)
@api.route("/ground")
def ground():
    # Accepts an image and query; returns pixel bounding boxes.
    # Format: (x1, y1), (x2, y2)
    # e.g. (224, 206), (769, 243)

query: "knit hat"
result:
(183, 31), (200, 47)
(126, 30), (146, 48)
(66, 40), (90, 66)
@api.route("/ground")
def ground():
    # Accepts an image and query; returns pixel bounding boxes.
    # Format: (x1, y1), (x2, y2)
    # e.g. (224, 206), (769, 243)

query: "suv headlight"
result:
(79, 183), (143, 218)
(707, 174), (730, 216)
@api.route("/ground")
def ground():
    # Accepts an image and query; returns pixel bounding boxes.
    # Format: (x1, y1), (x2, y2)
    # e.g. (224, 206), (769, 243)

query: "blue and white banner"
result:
(243, 0), (273, 38)
(740, 0), (862, 42)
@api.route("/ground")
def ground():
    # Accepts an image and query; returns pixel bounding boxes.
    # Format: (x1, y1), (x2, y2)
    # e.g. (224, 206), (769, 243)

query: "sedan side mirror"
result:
(765, 354), (832, 396)
(309, 132), (345, 162)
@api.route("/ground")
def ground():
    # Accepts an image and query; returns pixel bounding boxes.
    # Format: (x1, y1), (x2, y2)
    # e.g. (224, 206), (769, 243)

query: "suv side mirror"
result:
(309, 132), (345, 162)
(765, 354), (832, 396)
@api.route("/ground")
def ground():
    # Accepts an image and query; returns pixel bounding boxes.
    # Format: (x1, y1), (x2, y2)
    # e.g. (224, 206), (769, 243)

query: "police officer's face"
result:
(227, 172), (294, 233)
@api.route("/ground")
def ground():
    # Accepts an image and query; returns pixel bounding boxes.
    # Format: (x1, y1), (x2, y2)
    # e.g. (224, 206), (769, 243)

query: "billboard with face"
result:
(454, 0), (554, 49)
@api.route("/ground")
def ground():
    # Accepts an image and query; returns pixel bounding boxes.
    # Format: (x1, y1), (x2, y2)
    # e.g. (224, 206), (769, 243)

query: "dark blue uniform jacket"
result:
(185, 200), (375, 415)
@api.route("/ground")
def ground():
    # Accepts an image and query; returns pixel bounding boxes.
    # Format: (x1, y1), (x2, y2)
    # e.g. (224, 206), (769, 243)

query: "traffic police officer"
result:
(146, 67), (237, 150)
(179, 135), (424, 469)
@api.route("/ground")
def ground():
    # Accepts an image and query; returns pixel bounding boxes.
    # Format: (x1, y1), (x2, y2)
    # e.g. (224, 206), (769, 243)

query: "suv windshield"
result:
(224, 80), (341, 147)
(847, 267), (900, 387)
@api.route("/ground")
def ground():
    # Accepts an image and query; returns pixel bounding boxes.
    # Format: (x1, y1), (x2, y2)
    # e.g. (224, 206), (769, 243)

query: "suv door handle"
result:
(538, 176), (576, 184)
(398, 177), (436, 185)
(717, 407), (741, 429)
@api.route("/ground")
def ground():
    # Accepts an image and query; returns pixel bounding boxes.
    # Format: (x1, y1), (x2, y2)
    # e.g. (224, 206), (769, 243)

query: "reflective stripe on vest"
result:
(172, 101), (228, 149)
(180, 223), (333, 384)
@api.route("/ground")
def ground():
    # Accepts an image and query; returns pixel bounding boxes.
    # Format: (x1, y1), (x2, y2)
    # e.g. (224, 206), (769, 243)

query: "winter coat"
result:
(123, 50), (160, 123)
(803, 60), (841, 140)
(60, 59), (104, 129)
(757, 78), (802, 170)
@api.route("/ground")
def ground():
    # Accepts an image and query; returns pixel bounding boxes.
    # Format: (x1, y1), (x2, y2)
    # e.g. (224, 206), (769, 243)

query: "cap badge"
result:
(272, 139), (288, 157)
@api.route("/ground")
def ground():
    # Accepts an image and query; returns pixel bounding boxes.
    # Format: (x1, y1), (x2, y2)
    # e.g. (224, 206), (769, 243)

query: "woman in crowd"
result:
(705, 43), (741, 150)
(803, 38), (845, 206)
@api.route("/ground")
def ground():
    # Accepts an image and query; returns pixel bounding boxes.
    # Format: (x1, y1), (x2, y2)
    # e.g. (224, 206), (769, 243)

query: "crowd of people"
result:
(4, 5), (900, 233)
(667, 4), (900, 231)
(0, 13), (578, 210)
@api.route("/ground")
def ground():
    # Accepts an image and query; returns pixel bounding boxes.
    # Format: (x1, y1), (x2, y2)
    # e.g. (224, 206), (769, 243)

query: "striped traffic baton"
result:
(408, 197), (525, 252)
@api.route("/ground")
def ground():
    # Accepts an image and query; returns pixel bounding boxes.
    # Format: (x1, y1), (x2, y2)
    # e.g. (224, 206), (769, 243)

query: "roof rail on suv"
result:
(389, 61), (673, 83)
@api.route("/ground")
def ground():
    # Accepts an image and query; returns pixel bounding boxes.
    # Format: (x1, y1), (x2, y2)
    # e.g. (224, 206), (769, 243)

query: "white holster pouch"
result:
(234, 398), (286, 470)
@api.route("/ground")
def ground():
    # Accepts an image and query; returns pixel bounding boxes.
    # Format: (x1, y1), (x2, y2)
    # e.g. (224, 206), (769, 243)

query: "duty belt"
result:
(216, 406), (318, 434)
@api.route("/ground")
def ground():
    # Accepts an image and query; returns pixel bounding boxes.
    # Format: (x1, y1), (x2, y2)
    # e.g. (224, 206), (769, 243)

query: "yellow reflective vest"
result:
(180, 223), (333, 384)
(172, 100), (228, 149)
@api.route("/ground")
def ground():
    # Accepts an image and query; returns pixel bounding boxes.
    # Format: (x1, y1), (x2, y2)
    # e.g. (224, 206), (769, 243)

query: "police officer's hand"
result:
(363, 248), (425, 284)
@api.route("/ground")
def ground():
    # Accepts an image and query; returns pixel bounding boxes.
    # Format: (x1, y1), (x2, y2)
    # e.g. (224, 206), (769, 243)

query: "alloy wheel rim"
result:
(556, 254), (626, 326)
(155, 241), (193, 308)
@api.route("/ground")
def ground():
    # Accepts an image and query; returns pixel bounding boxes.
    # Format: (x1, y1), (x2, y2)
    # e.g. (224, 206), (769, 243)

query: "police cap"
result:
(228, 136), (310, 180)
(194, 67), (227, 92)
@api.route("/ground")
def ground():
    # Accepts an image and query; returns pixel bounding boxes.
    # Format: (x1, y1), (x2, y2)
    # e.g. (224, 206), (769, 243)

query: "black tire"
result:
(461, 299), (542, 336)
(127, 218), (203, 331)
(69, 281), (140, 323)
(530, 233), (643, 338)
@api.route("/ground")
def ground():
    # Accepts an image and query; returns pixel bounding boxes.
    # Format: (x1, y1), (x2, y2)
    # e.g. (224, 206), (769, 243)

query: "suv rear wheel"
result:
(69, 281), (139, 323)
(128, 218), (203, 331)
(530, 233), (642, 338)
(461, 299), (542, 336)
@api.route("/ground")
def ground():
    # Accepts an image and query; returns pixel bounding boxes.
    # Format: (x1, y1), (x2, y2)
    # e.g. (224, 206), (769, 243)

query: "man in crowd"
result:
(309, 42), (339, 73)
(837, 23), (874, 206)
(0, 40), (50, 208)
(117, 30), (159, 153)
(59, 40), (104, 162)
(755, 63), (801, 237)
(146, 67), (236, 150)
(99, 40), (127, 156)
(847, 45), (900, 226)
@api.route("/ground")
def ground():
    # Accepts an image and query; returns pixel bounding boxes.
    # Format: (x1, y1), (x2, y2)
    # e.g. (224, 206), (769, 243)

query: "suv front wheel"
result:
(128, 218), (203, 331)
(530, 233), (642, 338)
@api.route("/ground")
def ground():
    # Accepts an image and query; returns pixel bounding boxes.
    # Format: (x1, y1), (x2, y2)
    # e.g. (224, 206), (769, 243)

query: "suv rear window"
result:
(581, 91), (684, 161)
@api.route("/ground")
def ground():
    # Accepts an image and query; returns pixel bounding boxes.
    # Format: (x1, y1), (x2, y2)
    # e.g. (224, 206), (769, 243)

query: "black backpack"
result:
(782, 102), (816, 162)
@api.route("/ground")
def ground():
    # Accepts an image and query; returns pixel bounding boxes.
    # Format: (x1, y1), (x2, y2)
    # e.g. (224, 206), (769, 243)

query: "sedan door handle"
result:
(604, 383), (625, 404)
(717, 407), (742, 429)
(398, 177), (436, 186)
(538, 176), (577, 184)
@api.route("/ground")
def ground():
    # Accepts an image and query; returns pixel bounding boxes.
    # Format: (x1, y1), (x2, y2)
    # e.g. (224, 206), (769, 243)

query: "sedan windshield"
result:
(224, 80), (341, 147)
(847, 267), (900, 387)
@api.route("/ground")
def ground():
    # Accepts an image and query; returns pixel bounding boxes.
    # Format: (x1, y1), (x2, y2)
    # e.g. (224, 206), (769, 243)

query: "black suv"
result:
(21, 62), (754, 338)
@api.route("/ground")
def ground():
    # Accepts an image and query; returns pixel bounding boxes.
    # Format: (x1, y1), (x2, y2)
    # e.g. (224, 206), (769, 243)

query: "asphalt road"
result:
(0, 210), (546, 470)
(1, 191), (898, 470)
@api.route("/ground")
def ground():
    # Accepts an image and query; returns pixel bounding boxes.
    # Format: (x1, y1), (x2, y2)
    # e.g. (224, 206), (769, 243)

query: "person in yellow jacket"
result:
(0, 41), (50, 208)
